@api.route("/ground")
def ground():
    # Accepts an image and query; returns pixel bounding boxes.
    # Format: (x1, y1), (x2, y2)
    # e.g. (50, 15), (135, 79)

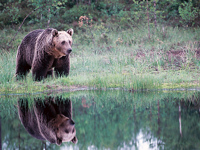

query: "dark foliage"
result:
(0, 0), (199, 30)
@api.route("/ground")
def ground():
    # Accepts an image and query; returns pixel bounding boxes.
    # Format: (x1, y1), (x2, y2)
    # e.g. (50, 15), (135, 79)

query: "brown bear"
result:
(18, 96), (78, 145)
(16, 28), (73, 81)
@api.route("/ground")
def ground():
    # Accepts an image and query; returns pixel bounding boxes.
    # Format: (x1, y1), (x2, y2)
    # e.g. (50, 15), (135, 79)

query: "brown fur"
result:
(16, 28), (74, 81)
(18, 96), (78, 145)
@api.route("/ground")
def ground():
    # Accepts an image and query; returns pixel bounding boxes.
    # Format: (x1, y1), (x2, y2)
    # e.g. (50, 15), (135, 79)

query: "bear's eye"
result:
(61, 41), (65, 45)
(65, 130), (69, 133)
(69, 40), (71, 45)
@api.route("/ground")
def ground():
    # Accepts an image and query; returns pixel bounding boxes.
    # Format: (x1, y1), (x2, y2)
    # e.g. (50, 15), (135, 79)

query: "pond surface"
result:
(1, 90), (200, 150)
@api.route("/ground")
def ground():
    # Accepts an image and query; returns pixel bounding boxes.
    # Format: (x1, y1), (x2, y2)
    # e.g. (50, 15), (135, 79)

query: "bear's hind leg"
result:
(16, 62), (31, 80)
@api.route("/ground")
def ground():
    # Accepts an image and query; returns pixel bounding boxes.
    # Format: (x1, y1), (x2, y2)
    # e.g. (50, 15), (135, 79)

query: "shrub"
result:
(178, 0), (199, 26)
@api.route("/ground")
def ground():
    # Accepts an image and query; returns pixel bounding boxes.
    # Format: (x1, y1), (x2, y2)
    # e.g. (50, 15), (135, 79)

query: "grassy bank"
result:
(0, 25), (200, 94)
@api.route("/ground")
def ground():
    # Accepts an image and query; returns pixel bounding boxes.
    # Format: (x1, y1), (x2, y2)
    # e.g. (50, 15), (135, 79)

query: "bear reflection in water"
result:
(18, 96), (78, 145)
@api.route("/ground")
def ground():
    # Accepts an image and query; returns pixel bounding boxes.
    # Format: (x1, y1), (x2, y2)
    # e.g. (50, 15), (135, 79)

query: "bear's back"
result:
(19, 29), (44, 66)
(18, 99), (46, 141)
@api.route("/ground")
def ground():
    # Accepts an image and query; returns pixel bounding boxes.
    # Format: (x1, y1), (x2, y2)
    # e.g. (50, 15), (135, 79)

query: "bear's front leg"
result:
(54, 56), (70, 77)
(32, 65), (48, 81)
(46, 69), (54, 78)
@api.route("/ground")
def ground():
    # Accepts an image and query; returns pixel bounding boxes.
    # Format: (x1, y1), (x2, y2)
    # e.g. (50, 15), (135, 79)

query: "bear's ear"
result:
(52, 29), (58, 37)
(71, 136), (78, 144)
(67, 28), (73, 36)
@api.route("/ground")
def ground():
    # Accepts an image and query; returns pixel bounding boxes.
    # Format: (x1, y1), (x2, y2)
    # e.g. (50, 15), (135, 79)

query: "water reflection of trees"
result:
(72, 91), (200, 150)
(1, 91), (200, 149)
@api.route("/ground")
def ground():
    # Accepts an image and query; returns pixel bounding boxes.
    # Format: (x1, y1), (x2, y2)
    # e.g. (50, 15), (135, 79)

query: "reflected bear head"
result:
(52, 114), (78, 145)
(18, 96), (78, 145)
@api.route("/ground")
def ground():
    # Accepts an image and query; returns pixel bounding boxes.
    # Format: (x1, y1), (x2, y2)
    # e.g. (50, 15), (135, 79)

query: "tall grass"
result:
(0, 25), (200, 94)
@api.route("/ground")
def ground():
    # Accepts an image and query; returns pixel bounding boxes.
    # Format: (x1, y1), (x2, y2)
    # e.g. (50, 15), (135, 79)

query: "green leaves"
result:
(0, 0), (200, 28)
(178, 0), (199, 26)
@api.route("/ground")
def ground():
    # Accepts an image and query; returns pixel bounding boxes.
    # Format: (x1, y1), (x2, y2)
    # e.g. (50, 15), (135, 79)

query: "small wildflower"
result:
(78, 16), (93, 28)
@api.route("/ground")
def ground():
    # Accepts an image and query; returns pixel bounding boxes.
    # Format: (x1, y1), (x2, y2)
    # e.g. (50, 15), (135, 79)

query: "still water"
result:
(1, 90), (200, 150)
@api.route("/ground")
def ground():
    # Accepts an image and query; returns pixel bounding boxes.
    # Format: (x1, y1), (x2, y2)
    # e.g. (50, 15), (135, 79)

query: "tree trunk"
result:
(47, 8), (51, 28)
(179, 103), (182, 137)
(147, 0), (150, 40)
(154, 0), (157, 28)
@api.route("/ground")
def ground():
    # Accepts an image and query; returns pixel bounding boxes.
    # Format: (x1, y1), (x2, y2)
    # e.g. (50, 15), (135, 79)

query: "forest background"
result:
(0, 0), (200, 29)
(0, 0), (200, 93)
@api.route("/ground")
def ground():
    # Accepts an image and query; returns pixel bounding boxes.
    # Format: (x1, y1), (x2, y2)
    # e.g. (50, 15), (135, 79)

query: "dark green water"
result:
(1, 90), (200, 150)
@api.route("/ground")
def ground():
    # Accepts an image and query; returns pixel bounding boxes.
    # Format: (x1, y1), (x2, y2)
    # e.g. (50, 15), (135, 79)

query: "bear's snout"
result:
(70, 120), (75, 125)
(62, 48), (72, 56)
(67, 48), (72, 54)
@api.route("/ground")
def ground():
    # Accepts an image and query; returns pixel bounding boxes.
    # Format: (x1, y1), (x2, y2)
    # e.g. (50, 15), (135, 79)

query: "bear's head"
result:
(51, 29), (73, 58)
(54, 114), (77, 145)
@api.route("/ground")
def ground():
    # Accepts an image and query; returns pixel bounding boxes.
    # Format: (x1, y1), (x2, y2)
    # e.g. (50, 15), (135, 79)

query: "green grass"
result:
(0, 24), (200, 94)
